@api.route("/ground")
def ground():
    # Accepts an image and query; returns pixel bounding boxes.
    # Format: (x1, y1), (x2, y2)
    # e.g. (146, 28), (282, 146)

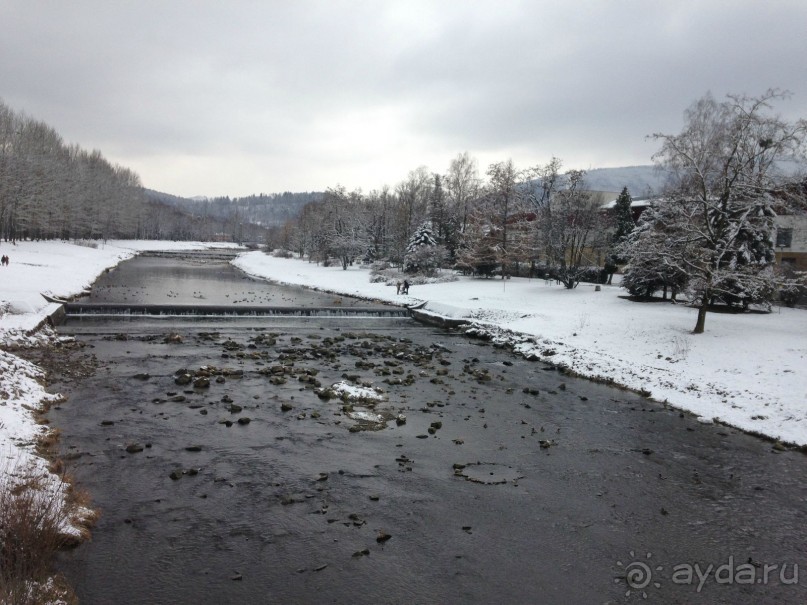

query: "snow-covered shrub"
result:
(271, 249), (293, 258)
(72, 239), (98, 249)
(403, 223), (448, 276)
(370, 260), (391, 272)
(0, 465), (75, 604)
(369, 266), (458, 287)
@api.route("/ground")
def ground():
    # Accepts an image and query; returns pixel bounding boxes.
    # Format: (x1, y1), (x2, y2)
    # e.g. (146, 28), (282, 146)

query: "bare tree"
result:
(533, 166), (607, 288)
(444, 152), (482, 252)
(650, 89), (807, 333)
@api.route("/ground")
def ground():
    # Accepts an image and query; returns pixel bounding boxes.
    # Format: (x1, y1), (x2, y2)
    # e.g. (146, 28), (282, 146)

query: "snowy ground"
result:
(233, 252), (807, 446)
(0, 240), (242, 544)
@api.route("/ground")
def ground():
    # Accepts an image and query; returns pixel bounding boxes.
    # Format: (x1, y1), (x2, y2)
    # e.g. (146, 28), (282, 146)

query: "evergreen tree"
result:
(613, 187), (635, 243)
(404, 222), (445, 275)
(603, 186), (636, 282)
(619, 202), (690, 299)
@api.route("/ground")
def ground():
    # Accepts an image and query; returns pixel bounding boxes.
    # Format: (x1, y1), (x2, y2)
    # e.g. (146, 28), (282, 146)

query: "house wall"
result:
(774, 214), (807, 271)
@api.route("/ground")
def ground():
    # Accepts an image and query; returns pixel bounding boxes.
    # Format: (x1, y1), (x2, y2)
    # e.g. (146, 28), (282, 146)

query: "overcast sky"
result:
(2, 1), (806, 198)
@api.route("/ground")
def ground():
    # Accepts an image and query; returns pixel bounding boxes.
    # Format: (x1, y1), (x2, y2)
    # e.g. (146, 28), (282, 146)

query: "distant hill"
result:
(144, 190), (323, 227)
(579, 160), (805, 198)
(580, 165), (670, 198)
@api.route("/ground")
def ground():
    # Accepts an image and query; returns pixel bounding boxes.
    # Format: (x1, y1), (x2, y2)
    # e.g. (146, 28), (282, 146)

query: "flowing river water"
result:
(45, 251), (807, 604)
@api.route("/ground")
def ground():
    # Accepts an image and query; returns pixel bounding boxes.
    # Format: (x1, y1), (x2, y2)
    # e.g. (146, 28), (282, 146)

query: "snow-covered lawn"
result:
(234, 252), (807, 446)
(0, 239), (242, 547)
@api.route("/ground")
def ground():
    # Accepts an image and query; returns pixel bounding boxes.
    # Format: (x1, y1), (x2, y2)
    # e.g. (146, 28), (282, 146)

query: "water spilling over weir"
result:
(59, 302), (412, 319)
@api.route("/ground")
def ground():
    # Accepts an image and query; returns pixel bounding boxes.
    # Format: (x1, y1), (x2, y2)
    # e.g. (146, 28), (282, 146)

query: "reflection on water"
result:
(86, 251), (380, 308)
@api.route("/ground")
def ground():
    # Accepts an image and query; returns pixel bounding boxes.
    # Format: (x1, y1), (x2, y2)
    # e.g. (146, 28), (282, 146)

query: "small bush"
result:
(0, 467), (66, 604)
(0, 461), (91, 605)
(271, 249), (293, 258)
(72, 239), (98, 249)
(370, 266), (458, 287)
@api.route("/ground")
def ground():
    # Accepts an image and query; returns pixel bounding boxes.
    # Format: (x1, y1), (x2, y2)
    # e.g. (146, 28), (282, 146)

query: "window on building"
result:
(776, 228), (793, 247)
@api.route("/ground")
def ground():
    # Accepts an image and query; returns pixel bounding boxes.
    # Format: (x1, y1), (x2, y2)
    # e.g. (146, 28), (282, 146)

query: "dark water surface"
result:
(49, 252), (807, 604)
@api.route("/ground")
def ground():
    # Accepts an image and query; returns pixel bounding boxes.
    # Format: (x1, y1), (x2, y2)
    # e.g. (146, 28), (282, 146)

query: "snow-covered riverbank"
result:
(0, 240), (242, 571)
(234, 251), (807, 446)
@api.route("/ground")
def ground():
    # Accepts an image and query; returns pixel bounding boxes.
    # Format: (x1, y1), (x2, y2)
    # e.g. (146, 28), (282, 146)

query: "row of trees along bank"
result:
(0, 99), (269, 243)
(268, 90), (807, 333)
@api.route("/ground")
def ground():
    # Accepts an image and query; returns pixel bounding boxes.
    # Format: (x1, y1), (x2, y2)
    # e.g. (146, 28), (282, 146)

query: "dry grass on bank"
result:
(0, 456), (95, 605)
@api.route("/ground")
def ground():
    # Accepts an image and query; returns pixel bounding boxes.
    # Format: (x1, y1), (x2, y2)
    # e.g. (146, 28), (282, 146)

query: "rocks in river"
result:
(237, 417), (251, 425)
(100, 420), (115, 426)
(280, 402), (294, 412)
(175, 373), (192, 386)
(164, 333), (183, 344)
(222, 340), (242, 351)
(170, 468), (199, 480)
(125, 443), (144, 453)
(376, 531), (392, 543)
(193, 377), (210, 389)
(228, 404), (243, 414)
(133, 373), (151, 380)
(185, 445), (203, 452)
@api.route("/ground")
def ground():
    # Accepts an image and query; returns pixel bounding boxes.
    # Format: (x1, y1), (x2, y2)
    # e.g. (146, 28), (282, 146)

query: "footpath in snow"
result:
(233, 251), (807, 447)
(0, 240), (241, 547)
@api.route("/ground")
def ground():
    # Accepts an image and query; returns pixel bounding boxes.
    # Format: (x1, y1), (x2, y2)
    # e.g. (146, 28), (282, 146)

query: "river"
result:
(47, 251), (807, 604)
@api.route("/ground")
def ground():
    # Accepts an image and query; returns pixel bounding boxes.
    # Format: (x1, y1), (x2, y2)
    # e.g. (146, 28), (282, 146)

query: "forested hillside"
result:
(0, 99), (273, 243)
(148, 191), (323, 227)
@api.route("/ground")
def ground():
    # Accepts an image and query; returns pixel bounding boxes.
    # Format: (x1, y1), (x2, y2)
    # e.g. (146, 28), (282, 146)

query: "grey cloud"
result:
(1, 1), (806, 196)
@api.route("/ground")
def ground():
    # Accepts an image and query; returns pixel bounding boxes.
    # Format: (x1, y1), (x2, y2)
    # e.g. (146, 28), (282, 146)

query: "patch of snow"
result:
(331, 381), (384, 401)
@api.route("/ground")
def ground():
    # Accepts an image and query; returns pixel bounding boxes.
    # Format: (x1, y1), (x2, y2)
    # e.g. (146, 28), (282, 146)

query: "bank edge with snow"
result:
(232, 252), (807, 447)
